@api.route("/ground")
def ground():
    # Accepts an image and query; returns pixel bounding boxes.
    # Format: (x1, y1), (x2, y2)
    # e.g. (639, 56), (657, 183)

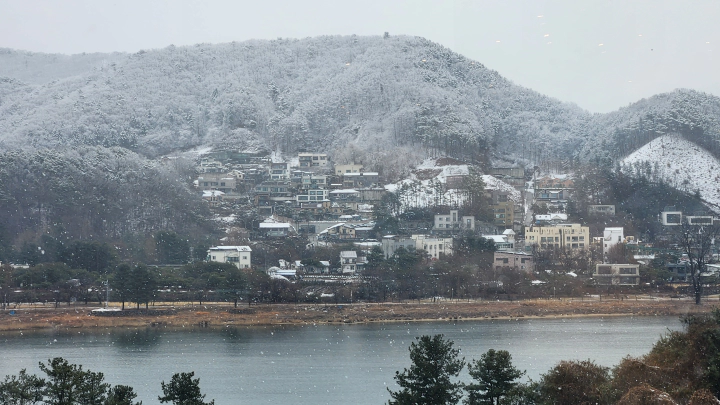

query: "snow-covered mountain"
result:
(0, 35), (588, 169)
(621, 134), (720, 209)
(2, 35), (719, 171)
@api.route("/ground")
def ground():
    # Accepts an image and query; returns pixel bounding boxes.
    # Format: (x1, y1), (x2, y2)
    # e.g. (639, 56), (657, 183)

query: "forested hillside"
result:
(3, 35), (720, 169)
(2, 34), (720, 255)
(0, 147), (210, 244)
(0, 35), (591, 168)
(581, 89), (720, 164)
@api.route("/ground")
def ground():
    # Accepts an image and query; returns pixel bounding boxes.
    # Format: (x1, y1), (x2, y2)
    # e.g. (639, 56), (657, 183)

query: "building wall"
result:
(603, 227), (624, 257)
(298, 153), (329, 168)
(411, 235), (453, 259)
(594, 264), (640, 285)
(335, 164), (363, 175)
(524, 224), (589, 251)
(381, 235), (453, 260)
(197, 174), (237, 193)
(588, 205), (616, 216)
(433, 210), (475, 232)
(493, 252), (535, 273)
(208, 247), (252, 269)
(381, 237), (417, 259)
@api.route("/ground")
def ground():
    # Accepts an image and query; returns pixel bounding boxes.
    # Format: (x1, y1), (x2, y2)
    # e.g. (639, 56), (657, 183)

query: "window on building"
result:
(597, 265), (612, 275)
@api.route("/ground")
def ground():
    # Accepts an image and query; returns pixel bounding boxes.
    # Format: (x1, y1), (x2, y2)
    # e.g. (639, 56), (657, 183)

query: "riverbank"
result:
(0, 297), (716, 332)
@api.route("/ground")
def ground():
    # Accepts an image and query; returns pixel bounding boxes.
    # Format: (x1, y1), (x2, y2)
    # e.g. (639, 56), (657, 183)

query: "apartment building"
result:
(524, 223), (590, 251)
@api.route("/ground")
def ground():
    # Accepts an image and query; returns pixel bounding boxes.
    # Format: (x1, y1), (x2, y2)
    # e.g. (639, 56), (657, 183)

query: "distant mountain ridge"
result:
(2, 35), (719, 172)
(0, 35), (586, 167)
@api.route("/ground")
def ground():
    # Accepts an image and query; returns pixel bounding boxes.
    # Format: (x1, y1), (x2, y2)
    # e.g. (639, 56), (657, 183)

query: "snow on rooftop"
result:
(203, 190), (225, 197)
(259, 222), (291, 228)
(209, 246), (251, 252)
(482, 175), (521, 202)
(622, 134), (720, 208)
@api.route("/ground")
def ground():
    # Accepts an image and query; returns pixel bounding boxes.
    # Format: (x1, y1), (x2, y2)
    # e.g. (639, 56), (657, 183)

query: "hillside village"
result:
(2, 36), (720, 306)
(193, 145), (720, 301)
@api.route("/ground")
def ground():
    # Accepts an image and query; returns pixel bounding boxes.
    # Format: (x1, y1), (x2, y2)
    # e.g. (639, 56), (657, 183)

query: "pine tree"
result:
(158, 372), (214, 405)
(388, 334), (465, 405)
(465, 349), (524, 405)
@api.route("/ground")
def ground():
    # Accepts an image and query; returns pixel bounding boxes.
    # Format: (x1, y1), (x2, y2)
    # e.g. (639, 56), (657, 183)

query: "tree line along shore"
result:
(0, 299), (713, 332)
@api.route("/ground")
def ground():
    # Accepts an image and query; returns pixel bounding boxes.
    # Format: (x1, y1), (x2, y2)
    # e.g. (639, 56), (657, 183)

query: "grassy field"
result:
(0, 296), (715, 332)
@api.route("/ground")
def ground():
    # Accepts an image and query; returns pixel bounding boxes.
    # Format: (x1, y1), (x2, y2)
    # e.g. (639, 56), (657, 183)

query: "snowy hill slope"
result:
(2, 37), (720, 176)
(385, 158), (519, 210)
(0, 35), (587, 168)
(621, 134), (720, 209)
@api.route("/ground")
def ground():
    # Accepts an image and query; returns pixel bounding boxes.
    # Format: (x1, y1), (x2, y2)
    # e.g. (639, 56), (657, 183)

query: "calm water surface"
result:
(0, 316), (681, 404)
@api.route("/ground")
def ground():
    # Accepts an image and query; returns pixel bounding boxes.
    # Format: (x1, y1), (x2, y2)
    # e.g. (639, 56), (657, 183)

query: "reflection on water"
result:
(0, 316), (681, 405)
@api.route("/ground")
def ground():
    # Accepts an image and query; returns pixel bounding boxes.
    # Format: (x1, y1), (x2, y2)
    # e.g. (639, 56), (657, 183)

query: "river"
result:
(0, 316), (681, 404)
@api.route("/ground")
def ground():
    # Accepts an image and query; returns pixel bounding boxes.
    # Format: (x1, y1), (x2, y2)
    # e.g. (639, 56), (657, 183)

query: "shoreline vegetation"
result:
(0, 297), (716, 332)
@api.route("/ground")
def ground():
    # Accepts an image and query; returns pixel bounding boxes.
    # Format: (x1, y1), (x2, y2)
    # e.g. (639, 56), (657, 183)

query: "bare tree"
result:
(676, 222), (720, 305)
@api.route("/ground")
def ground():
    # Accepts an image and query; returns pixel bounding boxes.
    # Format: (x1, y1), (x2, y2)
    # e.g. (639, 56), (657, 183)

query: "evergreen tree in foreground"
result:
(388, 334), (465, 405)
(158, 372), (214, 405)
(464, 349), (524, 405)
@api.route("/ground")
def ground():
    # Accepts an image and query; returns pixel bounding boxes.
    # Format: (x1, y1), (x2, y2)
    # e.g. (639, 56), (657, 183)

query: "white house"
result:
(433, 210), (475, 234)
(411, 235), (453, 260)
(603, 227), (624, 257)
(482, 229), (516, 252)
(381, 234), (453, 260)
(340, 250), (365, 274)
(207, 246), (252, 269)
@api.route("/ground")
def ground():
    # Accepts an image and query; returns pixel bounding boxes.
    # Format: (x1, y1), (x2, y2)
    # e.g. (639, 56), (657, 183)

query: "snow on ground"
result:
(384, 158), (519, 209)
(622, 134), (720, 208)
(482, 175), (521, 203)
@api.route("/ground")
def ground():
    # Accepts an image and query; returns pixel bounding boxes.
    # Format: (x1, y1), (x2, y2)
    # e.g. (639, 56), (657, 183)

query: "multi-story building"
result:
(322, 222), (375, 240)
(433, 210), (475, 235)
(524, 223), (590, 251)
(535, 175), (573, 202)
(603, 227), (624, 257)
(381, 235), (453, 260)
(298, 153), (329, 169)
(661, 207), (683, 226)
(207, 246), (252, 269)
(197, 174), (237, 193)
(340, 250), (366, 274)
(296, 188), (329, 203)
(269, 162), (290, 180)
(489, 190), (514, 229)
(301, 174), (328, 189)
(412, 235), (453, 260)
(198, 158), (226, 173)
(329, 189), (359, 202)
(493, 251), (535, 273)
(335, 164), (363, 176)
(342, 172), (380, 188)
(482, 229), (516, 251)
(259, 222), (292, 238)
(593, 263), (640, 285)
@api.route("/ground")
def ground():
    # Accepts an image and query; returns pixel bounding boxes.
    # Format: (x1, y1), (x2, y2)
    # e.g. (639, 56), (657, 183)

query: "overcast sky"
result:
(1, 0), (719, 113)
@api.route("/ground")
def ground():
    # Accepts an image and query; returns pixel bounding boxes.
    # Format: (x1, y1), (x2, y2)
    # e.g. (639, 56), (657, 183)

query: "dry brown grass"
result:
(0, 298), (714, 332)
